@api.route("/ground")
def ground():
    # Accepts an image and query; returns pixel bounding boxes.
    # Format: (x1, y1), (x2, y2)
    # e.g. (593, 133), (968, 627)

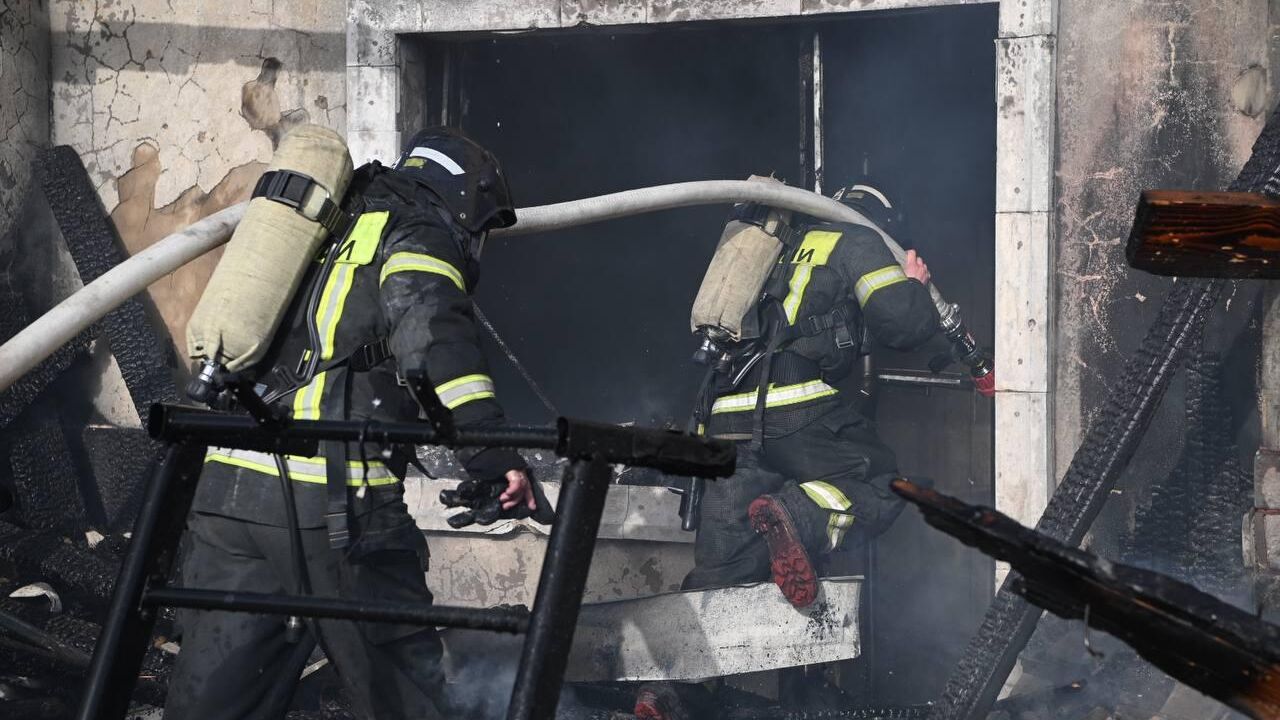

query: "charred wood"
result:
(895, 480), (1280, 720)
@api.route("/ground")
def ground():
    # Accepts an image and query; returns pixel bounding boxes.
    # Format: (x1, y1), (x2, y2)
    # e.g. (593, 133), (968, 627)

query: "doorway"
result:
(405, 5), (997, 703)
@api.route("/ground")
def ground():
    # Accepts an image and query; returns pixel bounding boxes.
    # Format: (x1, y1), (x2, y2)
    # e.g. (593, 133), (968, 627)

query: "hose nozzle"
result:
(939, 305), (995, 398)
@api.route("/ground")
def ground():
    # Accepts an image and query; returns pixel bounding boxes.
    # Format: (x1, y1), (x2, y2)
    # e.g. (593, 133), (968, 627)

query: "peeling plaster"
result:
(0, 0), (50, 241)
(51, 0), (346, 210)
(49, 0), (347, 352)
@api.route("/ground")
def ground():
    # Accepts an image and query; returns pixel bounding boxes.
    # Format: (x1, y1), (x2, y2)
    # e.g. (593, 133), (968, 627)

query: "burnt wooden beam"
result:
(1128, 190), (1280, 278)
(893, 479), (1280, 720)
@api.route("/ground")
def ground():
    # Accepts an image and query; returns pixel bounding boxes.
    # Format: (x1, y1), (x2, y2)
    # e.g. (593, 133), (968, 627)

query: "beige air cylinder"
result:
(186, 124), (354, 372)
(690, 176), (793, 341)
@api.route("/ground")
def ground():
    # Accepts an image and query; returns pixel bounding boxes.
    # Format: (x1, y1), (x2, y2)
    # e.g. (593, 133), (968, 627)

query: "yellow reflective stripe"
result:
(293, 370), (327, 421)
(710, 380), (838, 414)
(294, 252), (359, 420)
(205, 449), (399, 486)
(335, 211), (388, 265)
(828, 512), (855, 550)
(379, 252), (465, 292)
(783, 266), (814, 325)
(320, 264), (357, 361)
(434, 373), (496, 410)
(801, 481), (854, 550)
(782, 231), (842, 324)
(854, 264), (908, 307)
(800, 481), (852, 511)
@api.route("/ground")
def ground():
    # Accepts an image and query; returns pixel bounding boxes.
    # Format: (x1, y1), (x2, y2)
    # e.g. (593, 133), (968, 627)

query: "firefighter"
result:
(165, 127), (535, 720)
(688, 184), (938, 607)
(635, 184), (937, 720)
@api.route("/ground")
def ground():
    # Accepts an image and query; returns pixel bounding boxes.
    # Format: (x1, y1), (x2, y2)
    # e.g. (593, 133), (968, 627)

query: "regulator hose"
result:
(0, 180), (986, 394)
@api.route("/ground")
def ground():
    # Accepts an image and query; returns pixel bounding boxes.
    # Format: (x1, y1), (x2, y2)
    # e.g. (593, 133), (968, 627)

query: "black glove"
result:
(440, 477), (522, 528)
(440, 472), (555, 529)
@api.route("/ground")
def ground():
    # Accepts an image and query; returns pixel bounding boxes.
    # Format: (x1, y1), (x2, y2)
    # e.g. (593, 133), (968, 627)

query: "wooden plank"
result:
(1127, 190), (1280, 278)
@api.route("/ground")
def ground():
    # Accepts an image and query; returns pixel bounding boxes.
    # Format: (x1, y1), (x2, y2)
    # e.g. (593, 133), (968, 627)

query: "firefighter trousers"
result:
(164, 504), (445, 720)
(684, 404), (905, 591)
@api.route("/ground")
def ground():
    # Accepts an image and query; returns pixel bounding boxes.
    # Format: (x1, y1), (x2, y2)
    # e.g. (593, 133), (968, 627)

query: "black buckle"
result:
(315, 198), (353, 238)
(801, 313), (835, 337)
(835, 324), (857, 350)
(348, 338), (390, 373)
(253, 169), (317, 211)
(326, 510), (350, 549)
(727, 201), (771, 228)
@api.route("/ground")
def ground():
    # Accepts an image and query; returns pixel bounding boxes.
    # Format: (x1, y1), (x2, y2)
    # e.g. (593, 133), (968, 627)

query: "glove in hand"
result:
(440, 477), (533, 529)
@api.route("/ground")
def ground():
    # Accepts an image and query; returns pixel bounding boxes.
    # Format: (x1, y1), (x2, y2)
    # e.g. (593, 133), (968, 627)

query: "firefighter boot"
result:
(634, 682), (689, 720)
(748, 484), (832, 609)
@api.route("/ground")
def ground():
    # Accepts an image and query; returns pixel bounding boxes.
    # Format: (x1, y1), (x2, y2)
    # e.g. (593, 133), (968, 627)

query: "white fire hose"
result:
(0, 180), (965, 394)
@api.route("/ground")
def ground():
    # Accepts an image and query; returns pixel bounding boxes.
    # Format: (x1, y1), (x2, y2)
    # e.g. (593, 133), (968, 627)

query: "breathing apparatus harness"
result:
(681, 202), (864, 531)
(184, 166), (374, 643)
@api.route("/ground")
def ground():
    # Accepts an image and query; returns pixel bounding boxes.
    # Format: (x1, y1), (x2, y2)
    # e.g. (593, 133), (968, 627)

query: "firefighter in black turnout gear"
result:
(165, 128), (536, 720)
(685, 185), (938, 610)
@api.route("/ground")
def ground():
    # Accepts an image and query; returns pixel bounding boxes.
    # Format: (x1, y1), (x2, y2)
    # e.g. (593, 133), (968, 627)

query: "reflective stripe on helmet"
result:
(800, 480), (855, 550)
(379, 252), (466, 292)
(710, 380), (838, 415)
(853, 264), (907, 307)
(205, 448), (400, 486)
(781, 230), (842, 325)
(434, 373), (497, 410)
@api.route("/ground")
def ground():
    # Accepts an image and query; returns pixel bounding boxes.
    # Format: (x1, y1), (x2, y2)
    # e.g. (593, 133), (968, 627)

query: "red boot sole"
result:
(635, 689), (672, 720)
(749, 496), (818, 609)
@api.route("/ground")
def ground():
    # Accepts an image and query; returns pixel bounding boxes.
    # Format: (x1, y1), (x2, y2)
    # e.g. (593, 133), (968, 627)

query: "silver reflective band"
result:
(710, 380), (838, 414)
(853, 265), (907, 306)
(409, 147), (465, 175)
(434, 373), (497, 410)
(205, 447), (399, 486)
(800, 480), (854, 551)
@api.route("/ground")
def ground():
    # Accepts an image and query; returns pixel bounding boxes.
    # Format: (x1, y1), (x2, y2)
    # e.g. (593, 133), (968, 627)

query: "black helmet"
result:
(394, 127), (516, 233)
(832, 182), (905, 236)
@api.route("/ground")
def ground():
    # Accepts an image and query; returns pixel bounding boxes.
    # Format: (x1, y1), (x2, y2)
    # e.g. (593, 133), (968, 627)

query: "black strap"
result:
(784, 304), (860, 350)
(728, 201), (800, 250)
(322, 370), (354, 549)
(253, 169), (354, 239)
(751, 306), (788, 452)
(261, 338), (392, 406)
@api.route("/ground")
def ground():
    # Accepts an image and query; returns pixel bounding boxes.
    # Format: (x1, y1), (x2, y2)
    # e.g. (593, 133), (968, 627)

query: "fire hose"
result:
(0, 180), (992, 394)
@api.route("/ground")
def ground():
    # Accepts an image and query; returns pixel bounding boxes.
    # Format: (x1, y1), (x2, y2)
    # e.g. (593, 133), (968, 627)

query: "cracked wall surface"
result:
(49, 0), (346, 348)
(0, 0), (50, 244)
(1053, 0), (1267, 535)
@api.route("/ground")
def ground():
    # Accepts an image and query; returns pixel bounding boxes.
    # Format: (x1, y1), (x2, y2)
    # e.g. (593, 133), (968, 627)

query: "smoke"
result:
(442, 630), (521, 720)
(440, 629), (603, 719)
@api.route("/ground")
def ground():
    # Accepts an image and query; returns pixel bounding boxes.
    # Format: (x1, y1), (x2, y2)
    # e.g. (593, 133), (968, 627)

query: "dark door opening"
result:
(406, 5), (996, 705)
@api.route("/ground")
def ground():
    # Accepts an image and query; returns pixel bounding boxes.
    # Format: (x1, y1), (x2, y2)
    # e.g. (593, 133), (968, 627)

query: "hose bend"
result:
(0, 202), (246, 392)
(497, 179), (950, 312)
(0, 180), (961, 394)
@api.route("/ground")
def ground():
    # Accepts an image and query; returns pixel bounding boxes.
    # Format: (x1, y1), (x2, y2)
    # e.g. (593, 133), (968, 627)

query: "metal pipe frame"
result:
(78, 408), (731, 720)
(507, 456), (614, 720)
(144, 588), (531, 634)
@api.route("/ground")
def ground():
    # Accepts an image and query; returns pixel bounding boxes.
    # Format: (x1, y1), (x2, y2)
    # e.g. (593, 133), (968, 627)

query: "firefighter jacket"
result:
(193, 163), (526, 528)
(707, 222), (939, 441)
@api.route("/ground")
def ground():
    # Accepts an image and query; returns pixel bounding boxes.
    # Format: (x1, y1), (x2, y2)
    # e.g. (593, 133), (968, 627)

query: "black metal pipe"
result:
(143, 588), (530, 634)
(507, 456), (614, 720)
(149, 405), (736, 478)
(76, 443), (207, 720)
(151, 405), (560, 451)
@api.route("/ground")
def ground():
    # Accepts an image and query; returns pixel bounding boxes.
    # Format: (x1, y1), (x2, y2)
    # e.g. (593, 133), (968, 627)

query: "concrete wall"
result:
(1052, 0), (1268, 543)
(48, 0), (346, 350)
(0, 0), (49, 243)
